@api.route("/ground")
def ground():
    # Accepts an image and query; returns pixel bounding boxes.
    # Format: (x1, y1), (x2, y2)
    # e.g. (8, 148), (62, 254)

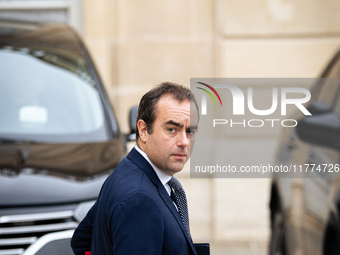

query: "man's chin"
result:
(168, 163), (186, 174)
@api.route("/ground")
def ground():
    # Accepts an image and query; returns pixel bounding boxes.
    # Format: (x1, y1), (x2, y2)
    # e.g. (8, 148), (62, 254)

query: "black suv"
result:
(270, 49), (340, 255)
(0, 21), (134, 255)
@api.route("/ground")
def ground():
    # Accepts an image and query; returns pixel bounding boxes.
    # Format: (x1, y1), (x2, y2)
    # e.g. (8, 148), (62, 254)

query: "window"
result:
(0, 0), (83, 34)
(316, 55), (340, 105)
(0, 45), (109, 143)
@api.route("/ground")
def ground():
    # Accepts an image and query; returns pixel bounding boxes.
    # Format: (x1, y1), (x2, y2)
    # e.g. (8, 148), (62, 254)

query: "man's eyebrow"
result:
(189, 125), (198, 130)
(165, 120), (184, 128)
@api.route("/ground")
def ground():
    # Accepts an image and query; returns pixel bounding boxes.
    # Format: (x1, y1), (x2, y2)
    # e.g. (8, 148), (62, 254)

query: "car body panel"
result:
(270, 49), (340, 255)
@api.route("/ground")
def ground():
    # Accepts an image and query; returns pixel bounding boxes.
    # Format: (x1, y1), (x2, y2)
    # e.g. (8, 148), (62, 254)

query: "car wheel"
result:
(269, 210), (286, 255)
(323, 222), (340, 255)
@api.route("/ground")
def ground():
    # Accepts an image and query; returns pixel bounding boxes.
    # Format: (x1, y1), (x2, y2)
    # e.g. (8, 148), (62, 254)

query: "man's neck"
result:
(134, 145), (172, 187)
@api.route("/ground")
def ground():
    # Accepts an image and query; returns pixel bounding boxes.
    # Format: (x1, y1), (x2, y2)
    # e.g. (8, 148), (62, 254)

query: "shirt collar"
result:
(134, 145), (172, 186)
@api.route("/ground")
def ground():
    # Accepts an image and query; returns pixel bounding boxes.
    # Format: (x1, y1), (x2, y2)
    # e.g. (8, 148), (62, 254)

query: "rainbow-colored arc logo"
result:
(196, 82), (222, 106)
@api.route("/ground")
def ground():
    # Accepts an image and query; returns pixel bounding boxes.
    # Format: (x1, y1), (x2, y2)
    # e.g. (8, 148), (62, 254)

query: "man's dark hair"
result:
(136, 82), (198, 141)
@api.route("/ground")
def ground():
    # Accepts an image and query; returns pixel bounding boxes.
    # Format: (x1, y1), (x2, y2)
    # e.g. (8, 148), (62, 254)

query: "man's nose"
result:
(177, 130), (189, 147)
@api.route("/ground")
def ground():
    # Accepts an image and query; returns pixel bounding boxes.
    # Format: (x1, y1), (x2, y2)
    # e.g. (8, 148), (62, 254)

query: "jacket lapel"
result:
(158, 181), (197, 255)
(127, 148), (197, 255)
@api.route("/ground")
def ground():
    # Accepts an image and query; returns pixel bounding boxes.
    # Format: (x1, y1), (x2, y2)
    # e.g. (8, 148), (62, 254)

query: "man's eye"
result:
(187, 129), (196, 135)
(168, 128), (176, 133)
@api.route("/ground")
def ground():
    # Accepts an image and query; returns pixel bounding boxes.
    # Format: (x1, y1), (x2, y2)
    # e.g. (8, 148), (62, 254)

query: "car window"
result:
(317, 79), (339, 105)
(333, 88), (340, 117)
(0, 47), (110, 143)
(316, 56), (340, 105)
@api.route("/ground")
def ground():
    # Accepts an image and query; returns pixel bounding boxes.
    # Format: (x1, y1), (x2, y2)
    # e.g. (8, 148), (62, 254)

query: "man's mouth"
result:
(172, 154), (187, 159)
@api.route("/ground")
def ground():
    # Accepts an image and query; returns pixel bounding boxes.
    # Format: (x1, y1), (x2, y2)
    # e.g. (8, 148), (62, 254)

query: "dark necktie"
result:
(168, 177), (190, 236)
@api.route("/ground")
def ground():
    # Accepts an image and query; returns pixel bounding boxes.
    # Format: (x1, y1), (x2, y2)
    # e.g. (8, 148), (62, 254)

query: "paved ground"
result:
(210, 243), (268, 255)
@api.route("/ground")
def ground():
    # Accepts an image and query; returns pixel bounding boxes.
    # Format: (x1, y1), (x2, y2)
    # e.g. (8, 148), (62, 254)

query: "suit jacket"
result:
(71, 148), (197, 255)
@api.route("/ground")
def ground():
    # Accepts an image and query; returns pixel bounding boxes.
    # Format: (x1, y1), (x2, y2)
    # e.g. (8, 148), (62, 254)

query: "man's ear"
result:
(137, 119), (148, 143)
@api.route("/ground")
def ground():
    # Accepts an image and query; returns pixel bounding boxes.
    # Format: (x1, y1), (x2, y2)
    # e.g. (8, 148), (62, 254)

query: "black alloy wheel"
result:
(269, 210), (286, 255)
(323, 221), (340, 255)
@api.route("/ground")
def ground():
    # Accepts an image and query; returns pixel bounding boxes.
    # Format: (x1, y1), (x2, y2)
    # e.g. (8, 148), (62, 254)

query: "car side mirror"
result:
(296, 112), (340, 150)
(307, 101), (332, 115)
(127, 106), (138, 141)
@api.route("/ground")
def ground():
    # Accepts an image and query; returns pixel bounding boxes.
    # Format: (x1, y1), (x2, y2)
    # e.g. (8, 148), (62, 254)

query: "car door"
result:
(302, 54), (340, 255)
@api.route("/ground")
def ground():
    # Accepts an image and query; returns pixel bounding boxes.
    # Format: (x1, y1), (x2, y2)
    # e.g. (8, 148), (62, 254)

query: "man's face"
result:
(138, 94), (198, 176)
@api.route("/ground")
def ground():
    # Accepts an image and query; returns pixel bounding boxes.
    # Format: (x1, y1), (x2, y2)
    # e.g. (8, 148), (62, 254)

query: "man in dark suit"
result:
(71, 82), (199, 255)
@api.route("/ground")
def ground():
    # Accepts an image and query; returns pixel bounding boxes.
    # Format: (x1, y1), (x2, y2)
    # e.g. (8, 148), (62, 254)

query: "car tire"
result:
(269, 210), (286, 255)
(323, 221), (340, 255)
